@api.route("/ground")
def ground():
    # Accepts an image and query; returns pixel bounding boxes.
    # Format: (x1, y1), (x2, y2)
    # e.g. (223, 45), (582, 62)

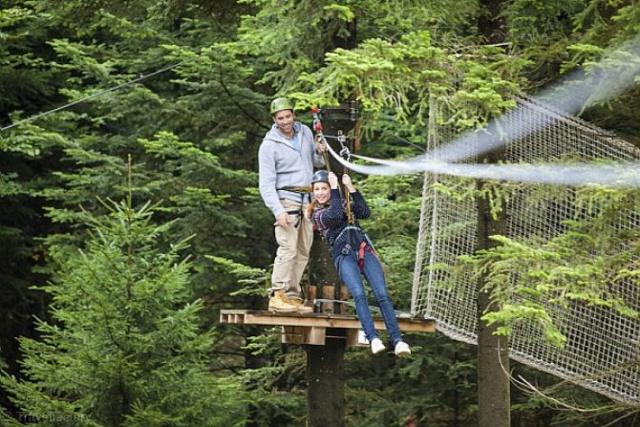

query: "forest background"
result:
(1, 0), (639, 426)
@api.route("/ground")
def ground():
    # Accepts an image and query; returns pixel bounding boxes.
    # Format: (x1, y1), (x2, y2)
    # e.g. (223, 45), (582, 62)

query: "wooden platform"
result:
(220, 309), (436, 347)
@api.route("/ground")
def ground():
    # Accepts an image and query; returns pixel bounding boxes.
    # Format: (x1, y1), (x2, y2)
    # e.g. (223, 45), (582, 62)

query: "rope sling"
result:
(312, 107), (355, 224)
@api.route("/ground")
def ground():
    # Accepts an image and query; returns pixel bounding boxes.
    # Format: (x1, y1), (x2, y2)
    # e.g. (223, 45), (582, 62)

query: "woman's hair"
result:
(306, 182), (324, 218)
(306, 200), (319, 219)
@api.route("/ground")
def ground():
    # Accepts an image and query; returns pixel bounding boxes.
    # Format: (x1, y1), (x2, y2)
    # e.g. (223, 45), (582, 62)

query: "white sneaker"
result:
(394, 341), (411, 357)
(370, 338), (386, 355)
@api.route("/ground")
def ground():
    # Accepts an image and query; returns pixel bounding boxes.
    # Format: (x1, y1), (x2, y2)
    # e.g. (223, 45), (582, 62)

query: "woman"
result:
(307, 170), (411, 356)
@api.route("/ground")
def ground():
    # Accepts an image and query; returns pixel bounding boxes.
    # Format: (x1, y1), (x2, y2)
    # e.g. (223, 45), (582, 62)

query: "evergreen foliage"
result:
(452, 184), (640, 347)
(1, 198), (246, 426)
(1, 0), (640, 425)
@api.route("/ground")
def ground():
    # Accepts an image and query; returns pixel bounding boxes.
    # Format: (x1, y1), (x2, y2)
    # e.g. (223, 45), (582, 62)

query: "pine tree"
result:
(0, 196), (246, 426)
(3, 0), (640, 425)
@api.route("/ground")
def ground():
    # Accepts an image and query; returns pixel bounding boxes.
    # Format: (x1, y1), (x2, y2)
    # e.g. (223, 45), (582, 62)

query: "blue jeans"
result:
(336, 250), (403, 346)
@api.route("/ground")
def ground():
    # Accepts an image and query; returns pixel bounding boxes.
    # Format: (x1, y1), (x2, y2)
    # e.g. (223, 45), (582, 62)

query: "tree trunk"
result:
(305, 339), (346, 427)
(478, 0), (505, 44)
(305, 230), (346, 426)
(476, 2), (510, 426)
(476, 165), (510, 427)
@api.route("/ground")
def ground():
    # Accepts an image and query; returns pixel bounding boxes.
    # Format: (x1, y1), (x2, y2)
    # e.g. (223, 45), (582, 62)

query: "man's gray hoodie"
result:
(259, 121), (325, 219)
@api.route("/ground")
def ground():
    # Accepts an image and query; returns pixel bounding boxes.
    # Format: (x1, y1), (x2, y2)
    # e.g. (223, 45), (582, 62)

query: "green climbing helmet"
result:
(311, 170), (330, 186)
(270, 97), (294, 115)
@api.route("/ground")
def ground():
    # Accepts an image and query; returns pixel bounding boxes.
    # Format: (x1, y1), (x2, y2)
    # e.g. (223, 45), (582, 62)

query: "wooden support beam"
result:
(282, 326), (326, 345)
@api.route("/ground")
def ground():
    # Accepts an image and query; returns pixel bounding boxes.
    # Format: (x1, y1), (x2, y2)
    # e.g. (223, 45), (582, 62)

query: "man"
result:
(259, 97), (326, 312)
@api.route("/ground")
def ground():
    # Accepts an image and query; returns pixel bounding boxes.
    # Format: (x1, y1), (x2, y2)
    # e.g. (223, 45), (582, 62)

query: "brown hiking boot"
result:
(268, 291), (297, 313)
(286, 295), (314, 314)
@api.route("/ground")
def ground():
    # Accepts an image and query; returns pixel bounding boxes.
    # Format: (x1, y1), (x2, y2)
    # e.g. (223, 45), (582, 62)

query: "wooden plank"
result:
(282, 326), (306, 345)
(282, 326), (327, 345)
(345, 329), (367, 347)
(220, 309), (436, 333)
(307, 326), (326, 345)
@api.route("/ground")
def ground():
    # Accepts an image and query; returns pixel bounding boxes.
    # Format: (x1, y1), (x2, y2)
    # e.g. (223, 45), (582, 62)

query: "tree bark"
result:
(476, 156), (510, 427)
(305, 339), (346, 427)
(476, 2), (510, 425)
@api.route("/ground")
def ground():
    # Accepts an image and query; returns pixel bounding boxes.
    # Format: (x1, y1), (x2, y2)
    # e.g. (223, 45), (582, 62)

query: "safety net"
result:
(411, 96), (640, 405)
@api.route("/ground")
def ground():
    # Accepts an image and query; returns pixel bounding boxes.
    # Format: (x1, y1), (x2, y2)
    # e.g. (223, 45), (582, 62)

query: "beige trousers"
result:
(270, 198), (313, 299)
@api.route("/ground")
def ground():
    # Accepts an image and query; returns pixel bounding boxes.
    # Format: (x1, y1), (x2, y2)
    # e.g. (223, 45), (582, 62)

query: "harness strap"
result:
(277, 186), (311, 193)
(357, 241), (367, 272)
(333, 225), (362, 246)
(277, 186), (310, 224)
(283, 209), (302, 228)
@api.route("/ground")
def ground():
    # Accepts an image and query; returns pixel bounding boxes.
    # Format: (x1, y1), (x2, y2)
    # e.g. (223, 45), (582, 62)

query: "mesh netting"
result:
(411, 97), (640, 405)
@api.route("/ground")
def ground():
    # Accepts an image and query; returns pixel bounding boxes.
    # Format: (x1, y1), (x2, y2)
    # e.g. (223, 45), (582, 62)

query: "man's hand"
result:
(328, 172), (339, 189)
(276, 212), (291, 228)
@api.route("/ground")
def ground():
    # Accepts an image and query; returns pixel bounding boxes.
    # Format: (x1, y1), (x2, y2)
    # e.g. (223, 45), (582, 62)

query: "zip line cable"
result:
(322, 131), (640, 188)
(0, 61), (183, 132)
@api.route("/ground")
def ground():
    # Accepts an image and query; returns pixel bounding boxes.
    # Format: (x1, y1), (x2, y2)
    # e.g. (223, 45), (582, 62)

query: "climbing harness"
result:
(276, 186), (310, 228)
(334, 224), (378, 273)
(277, 185), (311, 193)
